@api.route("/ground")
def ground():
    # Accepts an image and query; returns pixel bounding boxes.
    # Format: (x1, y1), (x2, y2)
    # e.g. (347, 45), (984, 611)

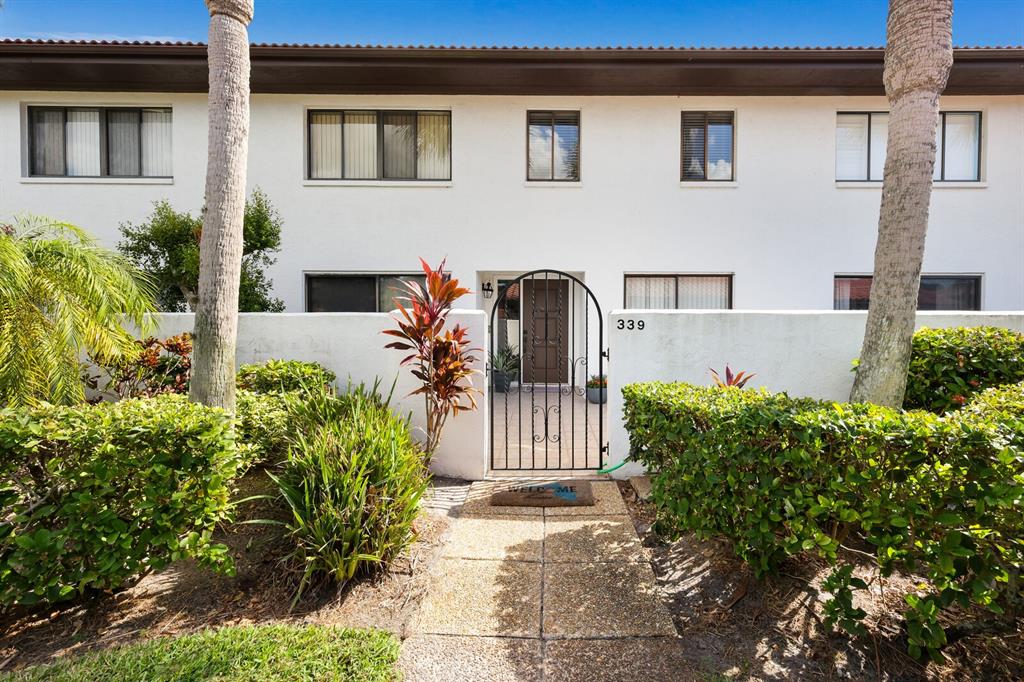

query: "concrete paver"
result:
(402, 478), (684, 680)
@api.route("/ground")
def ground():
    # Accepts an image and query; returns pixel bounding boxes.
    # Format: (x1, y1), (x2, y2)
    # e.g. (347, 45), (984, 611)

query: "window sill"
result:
(679, 181), (738, 188)
(302, 180), (452, 188)
(523, 181), (582, 188)
(835, 181), (987, 189)
(19, 176), (173, 185)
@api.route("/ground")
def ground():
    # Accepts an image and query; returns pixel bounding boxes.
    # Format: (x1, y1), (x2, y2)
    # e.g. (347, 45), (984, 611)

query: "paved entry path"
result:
(399, 480), (694, 681)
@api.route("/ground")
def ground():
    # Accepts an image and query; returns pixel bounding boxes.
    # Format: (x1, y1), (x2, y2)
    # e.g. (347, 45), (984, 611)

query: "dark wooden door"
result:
(522, 279), (569, 383)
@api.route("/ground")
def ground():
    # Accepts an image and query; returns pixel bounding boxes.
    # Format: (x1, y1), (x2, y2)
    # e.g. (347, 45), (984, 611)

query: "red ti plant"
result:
(383, 259), (481, 459)
(710, 364), (756, 389)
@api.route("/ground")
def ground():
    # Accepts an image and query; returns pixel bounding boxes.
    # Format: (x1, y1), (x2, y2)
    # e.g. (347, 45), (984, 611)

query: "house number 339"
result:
(616, 319), (645, 330)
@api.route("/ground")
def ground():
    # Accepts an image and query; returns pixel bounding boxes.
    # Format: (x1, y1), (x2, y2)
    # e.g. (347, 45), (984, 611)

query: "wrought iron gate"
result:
(488, 270), (606, 471)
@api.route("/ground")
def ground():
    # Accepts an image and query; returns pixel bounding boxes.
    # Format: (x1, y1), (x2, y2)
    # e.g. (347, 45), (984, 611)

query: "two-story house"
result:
(1, 41), (1022, 327)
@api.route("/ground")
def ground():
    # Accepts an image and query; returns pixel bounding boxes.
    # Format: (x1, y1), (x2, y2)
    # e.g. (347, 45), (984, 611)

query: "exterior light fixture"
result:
(482, 281), (494, 299)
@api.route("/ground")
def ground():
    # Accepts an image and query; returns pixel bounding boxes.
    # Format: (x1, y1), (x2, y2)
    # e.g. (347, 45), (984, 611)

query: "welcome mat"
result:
(490, 481), (595, 507)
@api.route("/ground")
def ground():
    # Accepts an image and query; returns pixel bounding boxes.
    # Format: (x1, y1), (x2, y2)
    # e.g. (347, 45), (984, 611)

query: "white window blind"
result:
(108, 109), (141, 176)
(344, 112), (378, 179)
(835, 113), (869, 180)
(625, 275), (732, 310)
(943, 113), (980, 181)
(141, 109), (173, 177)
(65, 109), (101, 177)
(416, 112), (451, 180)
(31, 109), (64, 176)
(309, 112), (342, 179)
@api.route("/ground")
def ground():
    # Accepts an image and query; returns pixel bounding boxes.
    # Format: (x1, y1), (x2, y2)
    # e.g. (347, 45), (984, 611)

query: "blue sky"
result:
(0, 0), (1021, 47)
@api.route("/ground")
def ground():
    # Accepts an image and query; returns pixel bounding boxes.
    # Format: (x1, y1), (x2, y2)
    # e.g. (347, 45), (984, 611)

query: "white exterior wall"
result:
(147, 311), (489, 481)
(1, 91), (1022, 314)
(606, 310), (1024, 478)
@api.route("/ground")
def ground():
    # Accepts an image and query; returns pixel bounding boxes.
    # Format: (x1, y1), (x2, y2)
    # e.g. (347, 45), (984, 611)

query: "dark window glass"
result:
(682, 112), (734, 181)
(527, 111), (580, 181)
(107, 109), (141, 176)
(306, 274), (428, 312)
(306, 276), (377, 312)
(834, 275), (981, 311)
(31, 108), (65, 176)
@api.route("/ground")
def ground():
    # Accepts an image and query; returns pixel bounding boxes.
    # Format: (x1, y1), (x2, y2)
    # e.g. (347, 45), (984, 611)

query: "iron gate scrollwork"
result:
(488, 270), (606, 471)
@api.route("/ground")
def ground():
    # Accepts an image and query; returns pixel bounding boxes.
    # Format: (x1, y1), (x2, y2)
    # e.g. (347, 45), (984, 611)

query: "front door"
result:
(522, 278), (569, 383)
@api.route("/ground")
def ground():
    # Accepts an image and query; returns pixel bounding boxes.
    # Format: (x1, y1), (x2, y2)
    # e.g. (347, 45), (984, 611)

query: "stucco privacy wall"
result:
(149, 311), (488, 481)
(606, 310), (1024, 478)
(2, 92), (1023, 312)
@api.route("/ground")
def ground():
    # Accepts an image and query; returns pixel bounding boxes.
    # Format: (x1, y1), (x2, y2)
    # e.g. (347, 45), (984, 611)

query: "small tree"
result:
(119, 189), (284, 312)
(383, 259), (480, 458)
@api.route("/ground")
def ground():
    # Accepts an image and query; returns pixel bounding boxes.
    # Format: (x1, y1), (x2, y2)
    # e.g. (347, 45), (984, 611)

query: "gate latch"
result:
(601, 349), (610, 360)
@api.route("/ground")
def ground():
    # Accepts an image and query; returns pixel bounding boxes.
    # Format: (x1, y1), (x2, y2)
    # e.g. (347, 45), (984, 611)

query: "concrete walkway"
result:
(399, 480), (693, 681)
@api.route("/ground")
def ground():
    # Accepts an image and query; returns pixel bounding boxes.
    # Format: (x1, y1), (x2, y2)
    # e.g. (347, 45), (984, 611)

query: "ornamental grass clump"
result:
(0, 395), (240, 606)
(270, 383), (428, 599)
(624, 381), (1024, 661)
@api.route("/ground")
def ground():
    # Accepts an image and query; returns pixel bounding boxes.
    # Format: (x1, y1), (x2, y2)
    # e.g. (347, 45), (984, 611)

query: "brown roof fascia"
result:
(0, 42), (1021, 95)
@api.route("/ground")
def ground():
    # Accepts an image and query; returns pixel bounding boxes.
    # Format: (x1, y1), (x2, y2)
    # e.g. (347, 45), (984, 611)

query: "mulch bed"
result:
(616, 480), (1024, 681)
(0, 470), (454, 673)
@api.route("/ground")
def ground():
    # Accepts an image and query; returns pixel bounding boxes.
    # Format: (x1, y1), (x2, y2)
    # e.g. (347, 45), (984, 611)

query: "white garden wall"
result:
(150, 310), (488, 481)
(606, 310), (1024, 478)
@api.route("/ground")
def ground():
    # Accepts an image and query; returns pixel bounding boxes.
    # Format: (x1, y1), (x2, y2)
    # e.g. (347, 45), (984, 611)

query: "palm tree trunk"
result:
(850, 0), (953, 407)
(190, 0), (253, 411)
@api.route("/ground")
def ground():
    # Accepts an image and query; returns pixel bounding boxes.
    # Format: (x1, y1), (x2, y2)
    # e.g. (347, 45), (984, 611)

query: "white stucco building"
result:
(1, 41), (1022, 318)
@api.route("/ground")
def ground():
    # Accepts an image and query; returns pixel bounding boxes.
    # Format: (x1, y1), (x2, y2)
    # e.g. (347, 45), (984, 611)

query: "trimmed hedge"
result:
(236, 359), (336, 395)
(624, 381), (1024, 660)
(0, 395), (240, 606)
(235, 389), (293, 469)
(904, 326), (1024, 413)
(272, 384), (428, 596)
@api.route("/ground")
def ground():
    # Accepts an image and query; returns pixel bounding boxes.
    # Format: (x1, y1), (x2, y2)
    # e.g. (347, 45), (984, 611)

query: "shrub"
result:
(235, 389), (293, 469)
(624, 381), (1024, 660)
(270, 384), (428, 598)
(236, 359), (336, 395)
(0, 395), (239, 606)
(3, 624), (399, 682)
(903, 326), (1024, 413)
(84, 333), (192, 401)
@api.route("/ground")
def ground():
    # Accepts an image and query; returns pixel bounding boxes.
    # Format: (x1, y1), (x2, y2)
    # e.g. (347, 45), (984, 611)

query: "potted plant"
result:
(490, 344), (520, 393)
(586, 374), (607, 404)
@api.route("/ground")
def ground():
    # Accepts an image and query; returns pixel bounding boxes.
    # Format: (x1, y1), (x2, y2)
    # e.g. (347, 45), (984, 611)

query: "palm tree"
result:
(190, 0), (254, 411)
(850, 0), (953, 407)
(0, 216), (155, 407)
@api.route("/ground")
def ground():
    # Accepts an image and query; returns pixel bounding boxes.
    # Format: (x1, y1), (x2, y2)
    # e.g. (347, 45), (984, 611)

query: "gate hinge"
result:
(601, 349), (610, 360)
(601, 444), (609, 453)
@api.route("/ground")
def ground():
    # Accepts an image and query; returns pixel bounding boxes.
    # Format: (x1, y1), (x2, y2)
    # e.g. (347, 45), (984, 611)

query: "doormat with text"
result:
(490, 481), (595, 507)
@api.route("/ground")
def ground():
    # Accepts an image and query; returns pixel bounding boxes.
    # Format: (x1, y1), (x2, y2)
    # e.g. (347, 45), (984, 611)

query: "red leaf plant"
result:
(709, 364), (756, 389)
(383, 259), (481, 459)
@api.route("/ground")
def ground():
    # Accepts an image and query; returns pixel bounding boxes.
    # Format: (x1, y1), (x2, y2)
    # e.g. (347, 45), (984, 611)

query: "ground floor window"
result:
(305, 273), (426, 312)
(833, 275), (981, 311)
(624, 274), (732, 309)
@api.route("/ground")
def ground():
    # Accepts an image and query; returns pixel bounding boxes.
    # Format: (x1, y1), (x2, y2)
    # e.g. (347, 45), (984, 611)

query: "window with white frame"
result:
(305, 273), (428, 312)
(307, 110), (451, 181)
(835, 111), (981, 182)
(834, 275), (981, 311)
(28, 106), (173, 178)
(624, 275), (732, 309)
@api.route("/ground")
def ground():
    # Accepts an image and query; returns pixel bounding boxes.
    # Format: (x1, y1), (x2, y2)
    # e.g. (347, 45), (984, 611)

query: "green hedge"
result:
(624, 381), (1024, 660)
(2, 624), (399, 682)
(904, 326), (1024, 413)
(0, 395), (240, 606)
(271, 384), (427, 596)
(236, 359), (336, 395)
(235, 389), (293, 469)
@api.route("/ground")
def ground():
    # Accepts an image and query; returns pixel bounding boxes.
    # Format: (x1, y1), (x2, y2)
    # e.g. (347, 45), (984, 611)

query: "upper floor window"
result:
(28, 106), (173, 178)
(834, 274), (981, 311)
(625, 274), (733, 309)
(836, 111), (981, 182)
(681, 112), (735, 181)
(307, 110), (451, 181)
(527, 111), (580, 181)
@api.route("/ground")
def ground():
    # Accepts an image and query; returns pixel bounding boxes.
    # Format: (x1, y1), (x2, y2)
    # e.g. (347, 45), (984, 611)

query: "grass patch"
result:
(3, 624), (399, 682)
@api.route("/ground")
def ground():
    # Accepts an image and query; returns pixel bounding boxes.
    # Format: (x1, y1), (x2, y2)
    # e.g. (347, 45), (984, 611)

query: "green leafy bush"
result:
(3, 624), (399, 682)
(0, 395), (240, 606)
(235, 389), (293, 469)
(236, 359), (336, 395)
(624, 381), (1024, 660)
(270, 384), (428, 598)
(903, 326), (1024, 413)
